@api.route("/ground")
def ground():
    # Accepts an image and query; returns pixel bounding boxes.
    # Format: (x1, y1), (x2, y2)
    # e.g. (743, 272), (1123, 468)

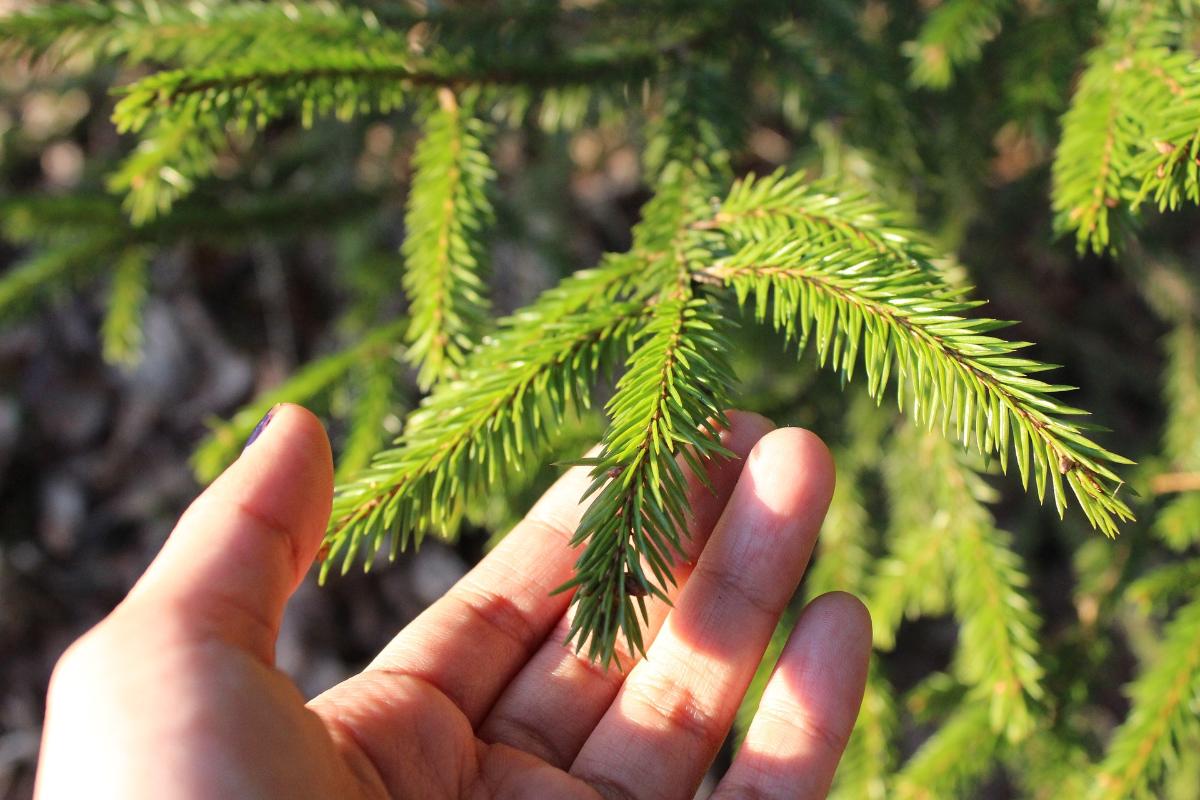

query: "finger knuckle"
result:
(622, 670), (724, 753)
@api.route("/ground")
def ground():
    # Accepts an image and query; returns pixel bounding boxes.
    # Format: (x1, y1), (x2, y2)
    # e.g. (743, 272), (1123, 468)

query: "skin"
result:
(35, 404), (871, 800)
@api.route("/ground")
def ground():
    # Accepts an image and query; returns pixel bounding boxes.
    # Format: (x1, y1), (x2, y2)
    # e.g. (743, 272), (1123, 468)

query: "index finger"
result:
(125, 404), (333, 663)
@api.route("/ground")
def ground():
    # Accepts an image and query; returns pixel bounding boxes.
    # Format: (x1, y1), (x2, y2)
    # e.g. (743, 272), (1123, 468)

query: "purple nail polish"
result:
(243, 405), (278, 451)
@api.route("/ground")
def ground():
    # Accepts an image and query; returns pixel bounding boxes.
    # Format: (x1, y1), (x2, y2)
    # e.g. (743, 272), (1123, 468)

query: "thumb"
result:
(127, 403), (333, 663)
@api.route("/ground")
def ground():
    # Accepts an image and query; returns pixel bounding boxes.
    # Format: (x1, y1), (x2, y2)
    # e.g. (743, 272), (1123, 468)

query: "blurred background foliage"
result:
(0, 0), (1199, 798)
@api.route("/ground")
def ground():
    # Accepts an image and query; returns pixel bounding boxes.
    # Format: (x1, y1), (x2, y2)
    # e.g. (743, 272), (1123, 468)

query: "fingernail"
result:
(243, 405), (279, 451)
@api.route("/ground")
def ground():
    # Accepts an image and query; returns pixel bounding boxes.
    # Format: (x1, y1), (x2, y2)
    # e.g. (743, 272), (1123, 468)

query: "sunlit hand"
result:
(35, 404), (870, 799)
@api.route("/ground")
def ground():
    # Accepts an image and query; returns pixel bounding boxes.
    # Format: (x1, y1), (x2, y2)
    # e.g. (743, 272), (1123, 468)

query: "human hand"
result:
(35, 404), (870, 800)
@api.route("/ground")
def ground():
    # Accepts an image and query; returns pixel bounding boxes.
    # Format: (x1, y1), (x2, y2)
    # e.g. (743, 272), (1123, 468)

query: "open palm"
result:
(36, 405), (870, 800)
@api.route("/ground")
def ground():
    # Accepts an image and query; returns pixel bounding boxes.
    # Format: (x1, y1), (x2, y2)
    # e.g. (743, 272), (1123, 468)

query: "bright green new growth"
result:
(1091, 594), (1200, 800)
(711, 173), (1133, 536)
(402, 91), (495, 389)
(1052, 0), (1198, 253)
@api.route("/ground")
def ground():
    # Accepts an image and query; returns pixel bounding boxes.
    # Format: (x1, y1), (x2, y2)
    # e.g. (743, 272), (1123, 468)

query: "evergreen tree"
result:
(3, 0), (1200, 795)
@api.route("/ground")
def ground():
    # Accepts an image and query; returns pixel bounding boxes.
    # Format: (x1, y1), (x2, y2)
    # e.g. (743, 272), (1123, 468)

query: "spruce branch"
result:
(1133, 68), (1200, 212)
(934, 435), (1045, 742)
(1009, 728), (1093, 800)
(402, 90), (496, 389)
(0, 234), (123, 319)
(100, 245), (151, 367)
(805, 397), (888, 601)
(953, 518), (1045, 743)
(322, 258), (653, 577)
(830, 659), (897, 800)
(107, 115), (228, 225)
(1051, 42), (1129, 253)
(867, 430), (956, 650)
(105, 39), (661, 218)
(1154, 322), (1200, 550)
(697, 170), (939, 271)
(1, 191), (378, 249)
(550, 147), (737, 664)
(805, 467), (873, 602)
(0, 0), (397, 68)
(892, 703), (999, 800)
(1091, 594), (1200, 800)
(905, 0), (1012, 89)
(335, 359), (402, 484)
(109, 36), (665, 137)
(869, 423), (1045, 744)
(557, 293), (737, 665)
(706, 173), (1134, 537)
(322, 154), (735, 621)
(1125, 557), (1200, 614)
(110, 45), (416, 140)
(1052, 2), (1195, 253)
